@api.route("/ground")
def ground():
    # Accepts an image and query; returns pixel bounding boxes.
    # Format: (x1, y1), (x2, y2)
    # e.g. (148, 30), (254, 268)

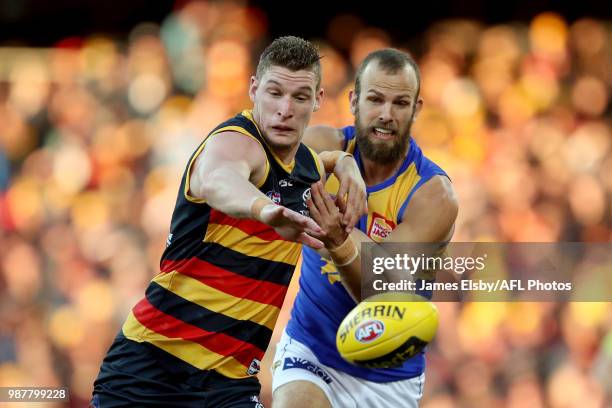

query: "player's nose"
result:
(276, 96), (294, 119)
(378, 102), (393, 123)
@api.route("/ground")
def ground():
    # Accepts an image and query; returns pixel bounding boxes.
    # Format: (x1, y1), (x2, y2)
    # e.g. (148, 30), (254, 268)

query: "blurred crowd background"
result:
(0, 1), (610, 407)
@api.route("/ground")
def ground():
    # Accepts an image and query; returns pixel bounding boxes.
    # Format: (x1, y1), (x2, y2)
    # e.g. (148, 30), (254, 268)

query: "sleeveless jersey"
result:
(286, 126), (448, 382)
(122, 110), (322, 379)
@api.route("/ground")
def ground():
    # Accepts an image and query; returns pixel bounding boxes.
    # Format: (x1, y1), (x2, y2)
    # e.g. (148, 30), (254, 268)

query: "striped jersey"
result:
(287, 125), (448, 382)
(122, 110), (322, 379)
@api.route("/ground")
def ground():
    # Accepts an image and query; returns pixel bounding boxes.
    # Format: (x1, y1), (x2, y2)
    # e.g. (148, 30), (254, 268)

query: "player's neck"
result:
(361, 148), (409, 187)
(269, 143), (299, 165)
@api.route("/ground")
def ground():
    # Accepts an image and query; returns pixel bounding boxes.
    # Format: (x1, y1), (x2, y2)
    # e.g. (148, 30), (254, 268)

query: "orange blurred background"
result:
(0, 1), (610, 407)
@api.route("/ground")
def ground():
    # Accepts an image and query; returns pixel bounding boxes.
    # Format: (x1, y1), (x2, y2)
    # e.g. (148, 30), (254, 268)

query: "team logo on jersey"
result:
(265, 191), (281, 205)
(368, 213), (396, 241)
(322, 260), (341, 284)
(282, 357), (333, 384)
(247, 358), (261, 375)
(355, 320), (385, 343)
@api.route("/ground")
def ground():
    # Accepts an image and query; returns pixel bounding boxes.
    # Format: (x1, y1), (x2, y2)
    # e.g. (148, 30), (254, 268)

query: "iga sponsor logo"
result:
(355, 320), (385, 343)
(368, 213), (396, 241)
(265, 191), (281, 205)
(247, 358), (261, 375)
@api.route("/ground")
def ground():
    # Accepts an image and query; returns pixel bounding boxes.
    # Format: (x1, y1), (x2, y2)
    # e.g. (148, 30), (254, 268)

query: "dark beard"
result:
(354, 109), (412, 164)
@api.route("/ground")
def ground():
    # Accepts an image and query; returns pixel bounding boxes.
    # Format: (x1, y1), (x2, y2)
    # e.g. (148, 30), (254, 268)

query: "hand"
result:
(333, 155), (367, 233)
(307, 181), (349, 248)
(259, 204), (324, 249)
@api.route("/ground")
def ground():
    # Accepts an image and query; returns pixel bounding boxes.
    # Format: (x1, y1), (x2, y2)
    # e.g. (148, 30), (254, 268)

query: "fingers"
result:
(335, 192), (347, 214)
(297, 233), (324, 249)
(321, 183), (338, 215)
(310, 182), (330, 217)
(306, 197), (322, 224)
(312, 181), (337, 215)
(341, 182), (358, 232)
(337, 178), (349, 210)
(302, 215), (324, 235)
(341, 182), (353, 227)
(281, 207), (323, 234)
(335, 193), (347, 215)
(312, 179), (364, 234)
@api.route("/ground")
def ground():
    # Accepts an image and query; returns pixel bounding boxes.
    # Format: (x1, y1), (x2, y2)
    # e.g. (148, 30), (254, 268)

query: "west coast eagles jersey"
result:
(287, 126), (448, 382)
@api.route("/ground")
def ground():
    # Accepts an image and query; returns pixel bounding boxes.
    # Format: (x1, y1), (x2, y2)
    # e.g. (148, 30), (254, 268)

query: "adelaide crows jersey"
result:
(122, 110), (322, 379)
(286, 126), (448, 382)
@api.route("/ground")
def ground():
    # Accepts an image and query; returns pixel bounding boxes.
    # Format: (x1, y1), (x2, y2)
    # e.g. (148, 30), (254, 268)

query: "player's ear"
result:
(249, 76), (259, 103)
(313, 88), (324, 112)
(349, 90), (357, 115)
(413, 97), (423, 121)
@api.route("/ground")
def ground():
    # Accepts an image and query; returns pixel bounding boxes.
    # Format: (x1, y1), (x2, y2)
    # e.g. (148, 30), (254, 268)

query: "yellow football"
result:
(336, 292), (439, 369)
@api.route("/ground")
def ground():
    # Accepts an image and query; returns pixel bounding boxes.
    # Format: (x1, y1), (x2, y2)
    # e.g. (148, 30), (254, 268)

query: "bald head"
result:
(354, 48), (420, 98)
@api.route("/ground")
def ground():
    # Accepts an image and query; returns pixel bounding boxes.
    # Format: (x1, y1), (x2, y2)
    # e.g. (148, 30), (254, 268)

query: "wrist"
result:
(327, 232), (349, 248)
(332, 152), (354, 174)
(328, 236), (359, 267)
(250, 196), (274, 222)
(320, 151), (353, 174)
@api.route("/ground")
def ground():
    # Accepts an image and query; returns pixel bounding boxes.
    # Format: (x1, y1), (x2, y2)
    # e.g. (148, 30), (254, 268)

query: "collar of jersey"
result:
(241, 110), (296, 174)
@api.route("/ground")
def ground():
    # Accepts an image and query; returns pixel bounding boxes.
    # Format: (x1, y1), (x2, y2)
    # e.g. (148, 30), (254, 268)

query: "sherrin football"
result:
(336, 292), (439, 369)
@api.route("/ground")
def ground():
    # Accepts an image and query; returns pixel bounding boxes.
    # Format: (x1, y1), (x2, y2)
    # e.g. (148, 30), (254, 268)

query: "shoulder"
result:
(207, 129), (264, 150)
(197, 130), (267, 168)
(402, 175), (458, 224)
(412, 176), (456, 210)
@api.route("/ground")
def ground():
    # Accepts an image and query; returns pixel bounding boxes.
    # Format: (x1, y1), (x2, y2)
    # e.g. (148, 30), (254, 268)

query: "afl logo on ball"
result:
(355, 320), (385, 343)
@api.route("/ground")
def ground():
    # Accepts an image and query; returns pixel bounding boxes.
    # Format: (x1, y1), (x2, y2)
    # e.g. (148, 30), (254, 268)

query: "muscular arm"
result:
(333, 176), (458, 301)
(190, 131), (324, 248)
(189, 131), (269, 218)
(303, 125), (345, 154)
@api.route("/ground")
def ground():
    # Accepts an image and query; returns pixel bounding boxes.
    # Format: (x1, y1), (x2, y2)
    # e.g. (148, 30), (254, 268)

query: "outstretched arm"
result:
(190, 131), (323, 248)
(190, 131), (269, 218)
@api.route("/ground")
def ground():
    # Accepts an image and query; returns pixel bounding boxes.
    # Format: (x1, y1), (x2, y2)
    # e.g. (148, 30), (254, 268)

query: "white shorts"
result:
(271, 330), (425, 408)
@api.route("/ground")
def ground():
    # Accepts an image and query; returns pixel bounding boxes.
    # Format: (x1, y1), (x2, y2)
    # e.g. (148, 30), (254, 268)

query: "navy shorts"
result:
(92, 333), (264, 408)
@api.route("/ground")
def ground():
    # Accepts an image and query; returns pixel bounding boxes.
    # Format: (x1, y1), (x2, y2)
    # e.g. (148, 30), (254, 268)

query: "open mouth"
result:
(272, 125), (295, 133)
(371, 127), (396, 141)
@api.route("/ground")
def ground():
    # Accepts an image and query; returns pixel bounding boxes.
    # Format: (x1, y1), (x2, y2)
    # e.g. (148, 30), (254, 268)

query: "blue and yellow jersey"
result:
(286, 126), (448, 382)
(122, 110), (322, 379)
